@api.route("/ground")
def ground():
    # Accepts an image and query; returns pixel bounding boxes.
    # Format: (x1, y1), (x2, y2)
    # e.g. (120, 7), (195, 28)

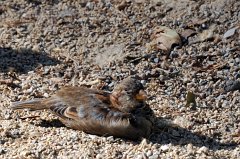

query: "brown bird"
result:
(11, 76), (154, 140)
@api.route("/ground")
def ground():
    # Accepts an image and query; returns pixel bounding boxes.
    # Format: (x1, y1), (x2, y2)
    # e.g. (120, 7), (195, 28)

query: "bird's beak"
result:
(135, 90), (148, 101)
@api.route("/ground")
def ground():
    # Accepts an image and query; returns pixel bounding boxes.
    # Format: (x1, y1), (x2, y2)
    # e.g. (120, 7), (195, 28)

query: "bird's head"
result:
(110, 76), (148, 112)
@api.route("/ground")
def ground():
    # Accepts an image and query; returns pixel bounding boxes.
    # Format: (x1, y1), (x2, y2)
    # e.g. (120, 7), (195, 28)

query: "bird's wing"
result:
(46, 87), (107, 118)
(53, 86), (111, 108)
(48, 102), (78, 120)
(48, 95), (130, 123)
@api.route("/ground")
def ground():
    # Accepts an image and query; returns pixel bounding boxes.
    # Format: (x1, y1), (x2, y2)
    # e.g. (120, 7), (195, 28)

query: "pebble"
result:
(223, 27), (238, 39)
(146, 150), (153, 157)
(160, 145), (170, 152)
(196, 146), (209, 154)
(43, 93), (49, 98)
(148, 154), (159, 159)
(140, 80), (146, 85)
(224, 80), (240, 92)
(153, 58), (159, 63)
(96, 154), (103, 159)
(0, 148), (6, 155)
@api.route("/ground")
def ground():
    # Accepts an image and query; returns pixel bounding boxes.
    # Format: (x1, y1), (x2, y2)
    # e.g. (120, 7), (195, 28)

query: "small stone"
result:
(96, 154), (103, 159)
(224, 80), (240, 92)
(222, 100), (229, 108)
(43, 93), (49, 98)
(0, 139), (5, 144)
(235, 58), (240, 64)
(108, 82), (115, 87)
(197, 146), (209, 154)
(146, 150), (152, 157)
(136, 154), (143, 159)
(223, 27), (238, 39)
(86, 2), (94, 10)
(160, 145), (169, 152)
(149, 154), (159, 159)
(153, 58), (159, 63)
(0, 148), (6, 154)
(187, 143), (193, 151)
(140, 80), (146, 85)
(171, 129), (180, 137)
(88, 134), (97, 139)
(20, 150), (31, 157)
(135, 0), (145, 4)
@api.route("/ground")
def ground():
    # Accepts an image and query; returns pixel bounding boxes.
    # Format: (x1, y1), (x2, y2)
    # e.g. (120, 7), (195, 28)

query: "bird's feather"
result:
(11, 99), (47, 110)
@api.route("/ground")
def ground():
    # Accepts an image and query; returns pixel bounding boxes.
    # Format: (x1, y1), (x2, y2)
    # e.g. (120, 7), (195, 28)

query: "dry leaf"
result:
(186, 91), (197, 110)
(193, 61), (229, 73)
(181, 29), (197, 39)
(116, 0), (130, 10)
(189, 25), (216, 44)
(79, 79), (100, 86)
(198, 25), (216, 41)
(147, 26), (182, 52)
(0, 19), (35, 28)
(187, 18), (208, 28)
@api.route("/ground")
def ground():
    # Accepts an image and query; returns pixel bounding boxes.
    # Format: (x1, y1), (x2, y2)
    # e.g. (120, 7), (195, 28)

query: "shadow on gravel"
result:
(0, 47), (60, 74)
(37, 119), (65, 128)
(30, 116), (238, 151)
(150, 117), (238, 151)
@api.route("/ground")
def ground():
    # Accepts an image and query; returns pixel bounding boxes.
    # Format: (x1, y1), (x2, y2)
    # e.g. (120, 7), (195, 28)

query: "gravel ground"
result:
(0, 0), (239, 158)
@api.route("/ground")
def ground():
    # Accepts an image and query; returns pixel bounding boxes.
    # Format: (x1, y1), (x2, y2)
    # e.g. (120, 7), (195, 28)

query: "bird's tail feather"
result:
(11, 99), (48, 110)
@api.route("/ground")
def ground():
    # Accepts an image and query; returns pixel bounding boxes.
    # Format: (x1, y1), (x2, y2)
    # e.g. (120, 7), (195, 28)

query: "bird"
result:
(11, 76), (155, 140)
